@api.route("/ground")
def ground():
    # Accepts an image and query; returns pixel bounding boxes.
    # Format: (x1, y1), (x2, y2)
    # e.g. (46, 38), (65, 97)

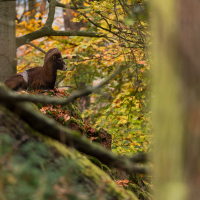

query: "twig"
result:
(26, 41), (47, 54)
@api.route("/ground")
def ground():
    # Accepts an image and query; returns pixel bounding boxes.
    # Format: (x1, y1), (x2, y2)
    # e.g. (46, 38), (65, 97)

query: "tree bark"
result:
(0, 1), (16, 83)
(152, 0), (200, 199)
(179, 1), (200, 198)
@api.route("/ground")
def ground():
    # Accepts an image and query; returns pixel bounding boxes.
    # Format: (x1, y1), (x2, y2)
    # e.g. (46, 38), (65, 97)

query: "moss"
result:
(0, 105), (138, 200)
(86, 155), (112, 176)
(86, 155), (102, 168)
(65, 90), (70, 95)
(101, 164), (112, 174)
(46, 110), (53, 115)
(62, 103), (83, 122)
(35, 103), (43, 109)
(47, 91), (54, 95)
(34, 132), (138, 199)
(91, 136), (101, 142)
(52, 104), (58, 109)
(58, 116), (64, 123)
(125, 182), (153, 200)
(65, 118), (86, 133)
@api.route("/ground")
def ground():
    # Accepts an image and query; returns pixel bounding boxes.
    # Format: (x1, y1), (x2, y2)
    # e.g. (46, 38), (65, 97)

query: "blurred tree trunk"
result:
(0, 1), (16, 83)
(77, 82), (91, 113)
(28, 0), (36, 20)
(152, 0), (200, 199)
(63, 0), (86, 31)
(62, 2), (88, 113)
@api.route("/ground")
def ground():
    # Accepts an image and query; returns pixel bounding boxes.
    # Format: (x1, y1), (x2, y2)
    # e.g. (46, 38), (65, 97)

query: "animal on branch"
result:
(5, 48), (67, 91)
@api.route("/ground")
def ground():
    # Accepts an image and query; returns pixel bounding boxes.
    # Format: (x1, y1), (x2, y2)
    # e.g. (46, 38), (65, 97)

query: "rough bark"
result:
(179, 1), (200, 198)
(152, 0), (200, 199)
(0, 1), (16, 82)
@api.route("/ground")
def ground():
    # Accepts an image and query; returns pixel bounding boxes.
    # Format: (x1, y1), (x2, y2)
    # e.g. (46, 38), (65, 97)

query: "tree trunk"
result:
(0, 1), (16, 83)
(77, 82), (91, 113)
(63, 1), (86, 31)
(28, 0), (36, 20)
(152, 0), (200, 199)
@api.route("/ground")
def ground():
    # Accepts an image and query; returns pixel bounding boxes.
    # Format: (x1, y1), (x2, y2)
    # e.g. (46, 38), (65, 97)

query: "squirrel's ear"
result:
(52, 55), (56, 60)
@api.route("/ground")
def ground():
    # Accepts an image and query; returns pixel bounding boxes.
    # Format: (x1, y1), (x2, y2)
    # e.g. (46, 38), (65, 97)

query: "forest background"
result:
(13, 0), (151, 156)
(1, 0), (200, 199)
(0, 0), (152, 199)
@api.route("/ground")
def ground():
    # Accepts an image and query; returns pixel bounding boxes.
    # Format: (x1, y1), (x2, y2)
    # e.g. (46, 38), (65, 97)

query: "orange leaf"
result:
(35, 3), (40, 7)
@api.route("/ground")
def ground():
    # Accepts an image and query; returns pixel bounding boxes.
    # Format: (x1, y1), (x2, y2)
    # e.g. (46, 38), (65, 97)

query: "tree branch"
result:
(3, 100), (149, 174)
(70, 0), (135, 43)
(16, 0), (106, 48)
(0, 64), (125, 105)
(27, 41), (47, 54)
(45, 0), (56, 28)
(16, 27), (105, 48)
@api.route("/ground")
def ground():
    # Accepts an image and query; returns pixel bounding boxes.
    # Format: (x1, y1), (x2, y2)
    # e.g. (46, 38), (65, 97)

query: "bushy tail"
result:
(5, 74), (25, 91)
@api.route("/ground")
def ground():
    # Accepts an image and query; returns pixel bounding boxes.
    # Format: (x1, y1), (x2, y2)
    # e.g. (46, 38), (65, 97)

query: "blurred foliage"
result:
(0, 134), (93, 200)
(15, 0), (151, 155)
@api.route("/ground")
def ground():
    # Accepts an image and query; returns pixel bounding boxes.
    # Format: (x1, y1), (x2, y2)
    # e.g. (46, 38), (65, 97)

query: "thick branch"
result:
(16, 27), (105, 48)
(0, 64), (124, 105)
(45, 0), (56, 27)
(3, 100), (148, 174)
(16, 0), (106, 48)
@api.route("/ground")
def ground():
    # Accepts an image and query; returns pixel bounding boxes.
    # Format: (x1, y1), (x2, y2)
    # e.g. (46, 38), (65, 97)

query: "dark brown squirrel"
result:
(5, 48), (67, 91)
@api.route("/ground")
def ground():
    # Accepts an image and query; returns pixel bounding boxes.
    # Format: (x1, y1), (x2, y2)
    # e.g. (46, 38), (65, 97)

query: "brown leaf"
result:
(89, 137), (98, 142)
(90, 128), (96, 133)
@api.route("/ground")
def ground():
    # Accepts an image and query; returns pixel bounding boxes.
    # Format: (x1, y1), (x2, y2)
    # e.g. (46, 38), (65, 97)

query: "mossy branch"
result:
(3, 100), (148, 174)
(16, 27), (106, 48)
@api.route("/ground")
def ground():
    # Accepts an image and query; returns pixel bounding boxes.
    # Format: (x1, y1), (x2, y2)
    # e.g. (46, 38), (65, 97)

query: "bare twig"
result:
(26, 41), (47, 54)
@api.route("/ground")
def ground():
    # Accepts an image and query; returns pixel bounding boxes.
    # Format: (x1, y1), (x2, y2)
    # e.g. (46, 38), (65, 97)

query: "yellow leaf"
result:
(35, 3), (40, 7)
(35, 13), (42, 18)
(66, 71), (72, 75)
(115, 104), (120, 108)
(61, 0), (70, 3)
(53, 25), (59, 31)
(107, 33), (113, 37)
(121, 119), (127, 123)
(24, 11), (31, 16)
